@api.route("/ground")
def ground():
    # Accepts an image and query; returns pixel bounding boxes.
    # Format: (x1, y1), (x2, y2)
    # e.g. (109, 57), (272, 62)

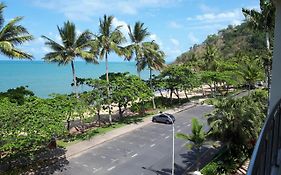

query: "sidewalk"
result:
(66, 102), (198, 159)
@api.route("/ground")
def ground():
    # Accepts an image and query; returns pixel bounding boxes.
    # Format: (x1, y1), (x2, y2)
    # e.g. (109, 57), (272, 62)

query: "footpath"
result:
(66, 101), (200, 159)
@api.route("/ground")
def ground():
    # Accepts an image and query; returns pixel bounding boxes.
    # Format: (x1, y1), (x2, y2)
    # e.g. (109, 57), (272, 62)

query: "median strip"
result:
(107, 166), (116, 171)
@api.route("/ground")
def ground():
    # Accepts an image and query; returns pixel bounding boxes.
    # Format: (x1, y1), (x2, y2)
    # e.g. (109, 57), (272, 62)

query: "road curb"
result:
(65, 102), (198, 159)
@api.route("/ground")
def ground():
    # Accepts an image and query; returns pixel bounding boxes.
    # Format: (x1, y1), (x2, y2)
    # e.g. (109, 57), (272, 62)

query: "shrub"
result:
(201, 162), (219, 175)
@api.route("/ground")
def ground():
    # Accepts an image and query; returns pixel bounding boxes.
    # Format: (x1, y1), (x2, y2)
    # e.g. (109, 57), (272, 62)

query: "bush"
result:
(201, 162), (219, 175)
(130, 101), (153, 113)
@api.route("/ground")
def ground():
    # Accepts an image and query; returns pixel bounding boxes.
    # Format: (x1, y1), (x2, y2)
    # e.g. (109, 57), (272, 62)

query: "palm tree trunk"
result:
(184, 89), (188, 98)
(150, 68), (156, 109)
(265, 32), (270, 89)
(159, 90), (163, 97)
(71, 61), (78, 97)
(105, 53), (112, 124)
(97, 109), (101, 127)
(170, 88), (173, 104)
(196, 148), (201, 171)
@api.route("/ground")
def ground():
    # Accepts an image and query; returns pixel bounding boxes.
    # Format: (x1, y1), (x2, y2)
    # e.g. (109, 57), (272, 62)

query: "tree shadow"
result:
(142, 163), (186, 175)
(0, 148), (69, 174)
(179, 146), (219, 173)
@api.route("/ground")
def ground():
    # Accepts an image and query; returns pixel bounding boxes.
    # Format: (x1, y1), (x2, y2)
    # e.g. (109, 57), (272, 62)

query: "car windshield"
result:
(162, 113), (174, 119)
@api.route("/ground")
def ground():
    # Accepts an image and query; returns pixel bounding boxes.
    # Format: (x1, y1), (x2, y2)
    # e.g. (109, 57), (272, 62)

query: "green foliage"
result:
(176, 118), (206, 150)
(42, 21), (95, 64)
(0, 2), (33, 59)
(174, 22), (268, 64)
(207, 90), (267, 153)
(0, 96), (70, 159)
(77, 72), (153, 118)
(105, 72), (153, 117)
(237, 56), (264, 89)
(242, 0), (275, 33)
(95, 15), (126, 61)
(156, 64), (199, 101)
(176, 118), (207, 170)
(0, 86), (34, 104)
(201, 162), (219, 175)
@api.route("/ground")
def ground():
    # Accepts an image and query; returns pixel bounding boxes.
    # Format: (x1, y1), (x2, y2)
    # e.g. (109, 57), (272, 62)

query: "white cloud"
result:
(32, 0), (182, 20)
(185, 8), (244, 33)
(112, 17), (129, 35)
(187, 33), (199, 44)
(149, 34), (163, 47)
(164, 37), (182, 60)
(169, 21), (182, 29)
(199, 3), (216, 13)
(187, 9), (243, 25)
(170, 38), (180, 47)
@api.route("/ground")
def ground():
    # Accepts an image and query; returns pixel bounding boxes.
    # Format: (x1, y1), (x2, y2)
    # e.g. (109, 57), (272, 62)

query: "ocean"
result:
(0, 60), (155, 98)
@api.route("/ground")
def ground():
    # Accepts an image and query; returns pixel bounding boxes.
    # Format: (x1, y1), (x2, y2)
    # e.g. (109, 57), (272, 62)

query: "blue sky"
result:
(2, 0), (259, 62)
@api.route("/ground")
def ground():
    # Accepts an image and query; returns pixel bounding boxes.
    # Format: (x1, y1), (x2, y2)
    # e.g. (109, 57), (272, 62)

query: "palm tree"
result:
(127, 21), (150, 77)
(42, 21), (96, 97)
(207, 97), (265, 151)
(0, 3), (33, 59)
(242, 0), (275, 89)
(176, 118), (208, 172)
(238, 58), (264, 92)
(138, 41), (165, 109)
(202, 45), (219, 71)
(95, 15), (126, 123)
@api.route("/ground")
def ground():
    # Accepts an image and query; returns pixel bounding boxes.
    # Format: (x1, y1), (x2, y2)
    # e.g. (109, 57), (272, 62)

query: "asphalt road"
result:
(55, 105), (213, 175)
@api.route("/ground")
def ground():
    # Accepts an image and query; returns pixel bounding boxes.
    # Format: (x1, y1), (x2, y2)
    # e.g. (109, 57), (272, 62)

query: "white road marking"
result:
(150, 144), (156, 147)
(177, 129), (181, 132)
(82, 164), (88, 167)
(187, 124), (191, 126)
(131, 153), (138, 158)
(165, 136), (170, 139)
(93, 167), (102, 173)
(111, 158), (118, 162)
(107, 166), (116, 171)
(101, 155), (106, 159)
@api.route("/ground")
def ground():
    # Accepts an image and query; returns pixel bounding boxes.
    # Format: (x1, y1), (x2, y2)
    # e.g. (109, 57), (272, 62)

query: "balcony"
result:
(247, 99), (281, 174)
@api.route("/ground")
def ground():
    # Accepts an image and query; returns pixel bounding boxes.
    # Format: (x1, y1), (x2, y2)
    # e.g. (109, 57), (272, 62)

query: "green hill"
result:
(174, 23), (268, 64)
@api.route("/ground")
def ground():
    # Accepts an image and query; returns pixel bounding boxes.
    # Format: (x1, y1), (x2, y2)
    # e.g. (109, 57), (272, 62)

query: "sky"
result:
(2, 0), (259, 62)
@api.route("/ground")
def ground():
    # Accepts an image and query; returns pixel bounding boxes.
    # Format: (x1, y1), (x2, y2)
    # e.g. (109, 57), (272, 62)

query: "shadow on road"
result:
(141, 145), (219, 175)
(0, 148), (69, 174)
(142, 163), (186, 175)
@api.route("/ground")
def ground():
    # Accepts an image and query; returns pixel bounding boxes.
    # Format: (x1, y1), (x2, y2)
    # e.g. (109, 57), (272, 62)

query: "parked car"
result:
(152, 113), (175, 124)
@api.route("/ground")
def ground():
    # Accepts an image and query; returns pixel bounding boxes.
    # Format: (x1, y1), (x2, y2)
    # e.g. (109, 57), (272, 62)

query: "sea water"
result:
(0, 60), (155, 98)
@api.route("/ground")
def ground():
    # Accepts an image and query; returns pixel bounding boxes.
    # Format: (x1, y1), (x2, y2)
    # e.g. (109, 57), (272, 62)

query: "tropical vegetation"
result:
(0, 2), (33, 59)
(0, 0), (275, 174)
(42, 21), (96, 97)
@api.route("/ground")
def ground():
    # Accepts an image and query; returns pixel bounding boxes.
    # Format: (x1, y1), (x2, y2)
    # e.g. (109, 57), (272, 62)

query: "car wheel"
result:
(152, 118), (156, 122)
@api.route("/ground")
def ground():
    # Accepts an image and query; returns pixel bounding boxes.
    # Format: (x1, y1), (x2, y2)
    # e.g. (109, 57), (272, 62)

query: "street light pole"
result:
(164, 114), (175, 175)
